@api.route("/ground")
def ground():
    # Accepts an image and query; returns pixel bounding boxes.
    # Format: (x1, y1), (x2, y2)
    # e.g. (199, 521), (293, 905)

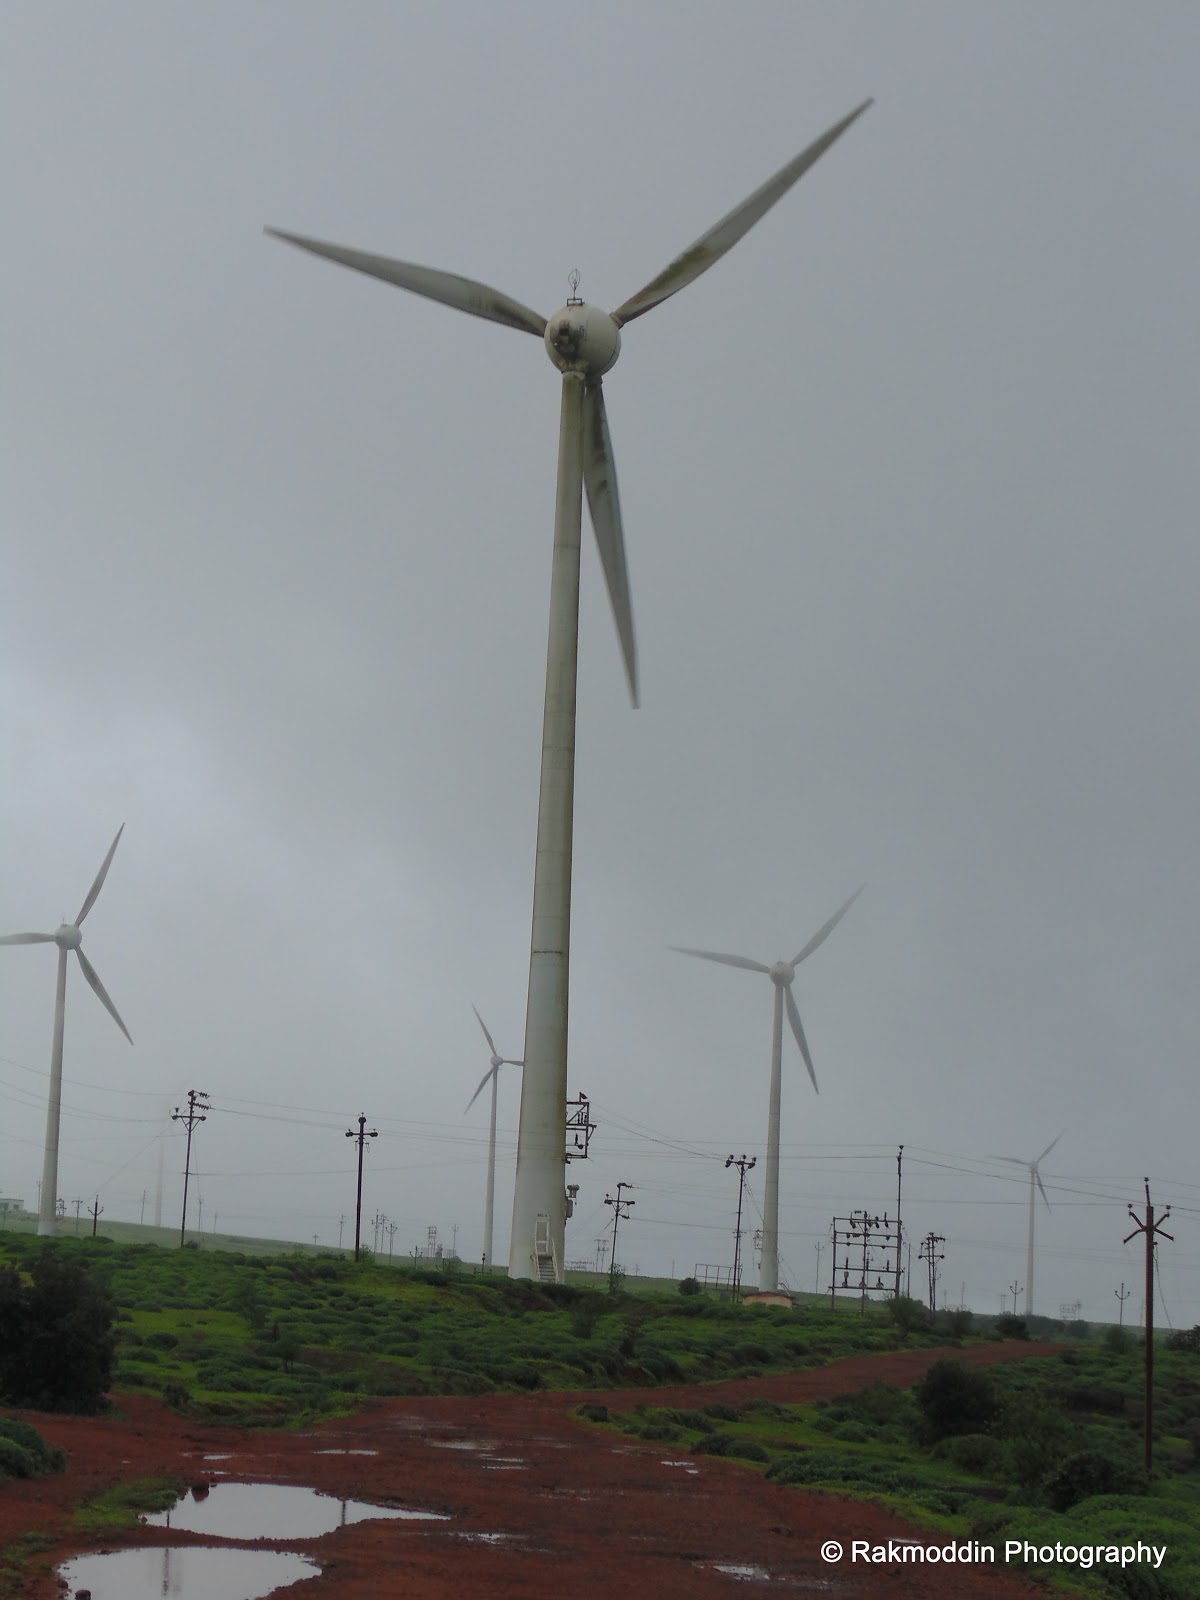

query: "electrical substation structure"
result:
(829, 1210), (901, 1310)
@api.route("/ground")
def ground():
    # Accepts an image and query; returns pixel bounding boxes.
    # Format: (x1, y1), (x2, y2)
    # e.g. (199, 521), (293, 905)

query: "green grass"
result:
(0, 1234), (946, 1425)
(70, 1475), (184, 1535)
(595, 1341), (1200, 1600)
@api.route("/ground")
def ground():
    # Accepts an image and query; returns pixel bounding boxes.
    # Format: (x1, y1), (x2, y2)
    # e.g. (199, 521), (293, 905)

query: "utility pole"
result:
(90, 1196), (103, 1237)
(344, 1114), (378, 1263)
(604, 1182), (635, 1293)
(919, 1232), (945, 1312)
(1115, 1282), (1131, 1326)
(724, 1154), (756, 1302)
(338, 1213), (346, 1251)
(1124, 1179), (1174, 1475)
(72, 1197), (83, 1235)
(814, 1239), (823, 1294)
(171, 1090), (209, 1248)
(386, 1219), (397, 1258)
(894, 1144), (904, 1297)
(1009, 1280), (1023, 1315)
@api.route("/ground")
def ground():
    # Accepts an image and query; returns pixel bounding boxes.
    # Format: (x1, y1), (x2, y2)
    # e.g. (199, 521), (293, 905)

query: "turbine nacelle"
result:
(768, 961), (796, 987)
(543, 303), (621, 377)
(54, 924), (82, 950)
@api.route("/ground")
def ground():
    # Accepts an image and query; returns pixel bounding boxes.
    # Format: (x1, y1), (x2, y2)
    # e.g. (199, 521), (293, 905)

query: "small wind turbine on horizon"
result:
(0, 827), (133, 1235)
(466, 1007), (522, 1273)
(267, 97), (871, 1279)
(991, 1131), (1063, 1319)
(672, 887), (863, 1292)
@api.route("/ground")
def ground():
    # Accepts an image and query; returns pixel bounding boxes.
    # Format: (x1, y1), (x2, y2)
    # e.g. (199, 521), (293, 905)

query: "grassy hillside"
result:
(0, 1235), (939, 1425)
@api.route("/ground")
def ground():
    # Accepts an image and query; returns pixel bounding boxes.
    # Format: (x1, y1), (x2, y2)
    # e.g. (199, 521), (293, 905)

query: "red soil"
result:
(6, 1342), (1064, 1599)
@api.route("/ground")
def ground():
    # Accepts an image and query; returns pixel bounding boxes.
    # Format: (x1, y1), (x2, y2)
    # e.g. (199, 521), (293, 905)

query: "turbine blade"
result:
(472, 1005), (498, 1058)
(465, 1065), (497, 1114)
(0, 932), (57, 945)
(501, 1059), (524, 1067)
(265, 228), (547, 338)
(1036, 1171), (1052, 1211)
(582, 380), (638, 706)
(987, 1155), (1031, 1168)
(784, 981), (819, 1093)
(1036, 1129), (1064, 1166)
(612, 100), (872, 327)
(668, 946), (770, 974)
(76, 824), (125, 925)
(74, 949), (132, 1044)
(791, 884), (864, 968)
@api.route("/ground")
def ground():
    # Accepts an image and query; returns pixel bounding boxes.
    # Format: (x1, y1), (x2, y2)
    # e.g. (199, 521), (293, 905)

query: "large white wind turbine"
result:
(992, 1131), (1063, 1319)
(1, 827), (133, 1235)
(672, 888), (862, 1292)
(466, 1007), (522, 1273)
(267, 99), (871, 1279)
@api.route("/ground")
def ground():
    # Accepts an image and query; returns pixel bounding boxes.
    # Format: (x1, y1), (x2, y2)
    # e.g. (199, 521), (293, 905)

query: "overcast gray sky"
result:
(3, 3), (1197, 1321)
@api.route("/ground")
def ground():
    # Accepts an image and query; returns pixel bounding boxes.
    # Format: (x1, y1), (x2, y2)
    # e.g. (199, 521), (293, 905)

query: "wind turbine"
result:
(267, 98), (871, 1279)
(1, 827), (133, 1235)
(992, 1131), (1063, 1319)
(466, 1007), (522, 1273)
(672, 887), (862, 1291)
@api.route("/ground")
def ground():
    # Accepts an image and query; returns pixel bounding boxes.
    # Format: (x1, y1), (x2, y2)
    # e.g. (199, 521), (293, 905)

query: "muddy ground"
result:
(6, 1342), (1064, 1598)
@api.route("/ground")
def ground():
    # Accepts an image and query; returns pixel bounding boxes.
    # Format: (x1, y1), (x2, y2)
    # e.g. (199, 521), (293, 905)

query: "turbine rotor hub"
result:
(768, 961), (795, 987)
(490, 1054), (504, 1071)
(54, 924), (81, 950)
(544, 302), (621, 377)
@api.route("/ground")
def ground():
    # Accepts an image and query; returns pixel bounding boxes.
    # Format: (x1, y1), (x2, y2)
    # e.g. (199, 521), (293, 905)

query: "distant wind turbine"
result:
(672, 887), (862, 1292)
(267, 98), (871, 1278)
(991, 1131), (1063, 1319)
(466, 1008), (522, 1273)
(1, 827), (132, 1235)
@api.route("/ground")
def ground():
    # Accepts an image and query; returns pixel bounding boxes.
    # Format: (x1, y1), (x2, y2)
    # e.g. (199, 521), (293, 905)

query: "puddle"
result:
(711, 1563), (773, 1582)
(428, 1438), (498, 1451)
(314, 1448), (379, 1456)
(456, 1531), (521, 1545)
(145, 1482), (449, 1539)
(202, 1453), (232, 1461)
(661, 1459), (700, 1474)
(58, 1545), (318, 1598)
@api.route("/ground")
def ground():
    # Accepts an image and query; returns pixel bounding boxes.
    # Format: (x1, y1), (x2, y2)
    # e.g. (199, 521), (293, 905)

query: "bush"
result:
(932, 1432), (1002, 1474)
(994, 1313), (1029, 1340)
(1040, 1449), (1145, 1512)
(886, 1295), (930, 1335)
(914, 1359), (998, 1443)
(0, 1418), (65, 1476)
(1105, 1325), (1137, 1354)
(1165, 1326), (1200, 1354)
(678, 1277), (701, 1296)
(694, 1431), (769, 1462)
(0, 1252), (115, 1413)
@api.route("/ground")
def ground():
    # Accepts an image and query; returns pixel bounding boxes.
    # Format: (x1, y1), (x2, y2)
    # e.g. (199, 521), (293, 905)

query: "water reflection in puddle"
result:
(710, 1563), (773, 1581)
(145, 1482), (449, 1539)
(428, 1438), (498, 1451)
(314, 1447), (379, 1455)
(58, 1545), (318, 1599)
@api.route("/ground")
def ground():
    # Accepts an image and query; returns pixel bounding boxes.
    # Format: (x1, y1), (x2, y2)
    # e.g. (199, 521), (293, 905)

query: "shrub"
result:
(886, 1295), (930, 1335)
(0, 1252), (115, 1412)
(1105, 1325), (1136, 1354)
(678, 1277), (701, 1296)
(914, 1359), (998, 1443)
(994, 1313), (1029, 1340)
(0, 1418), (65, 1475)
(1040, 1449), (1146, 1512)
(1165, 1326), (1200, 1354)
(576, 1403), (608, 1423)
(932, 1432), (1002, 1474)
(694, 1431), (769, 1462)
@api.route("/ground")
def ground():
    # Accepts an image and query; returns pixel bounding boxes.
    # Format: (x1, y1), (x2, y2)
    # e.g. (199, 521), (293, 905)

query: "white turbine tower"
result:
(992, 1131), (1063, 1319)
(466, 1007), (522, 1273)
(672, 887), (862, 1292)
(1, 827), (133, 1235)
(267, 99), (871, 1279)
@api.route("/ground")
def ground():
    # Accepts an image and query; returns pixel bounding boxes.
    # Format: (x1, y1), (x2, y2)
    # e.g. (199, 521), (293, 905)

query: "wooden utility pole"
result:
(1115, 1282), (1131, 1326)
(89, 1196), (103, 1236)
(725, 1155), (756, 1302)
(604, 1182), (635, 1292)
(171, 1090), (209, 1247)
(1124, 1179), (1173, 1475)
(344, 1115), (378, 1263)
(1009, 1280), (1023, 1315)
